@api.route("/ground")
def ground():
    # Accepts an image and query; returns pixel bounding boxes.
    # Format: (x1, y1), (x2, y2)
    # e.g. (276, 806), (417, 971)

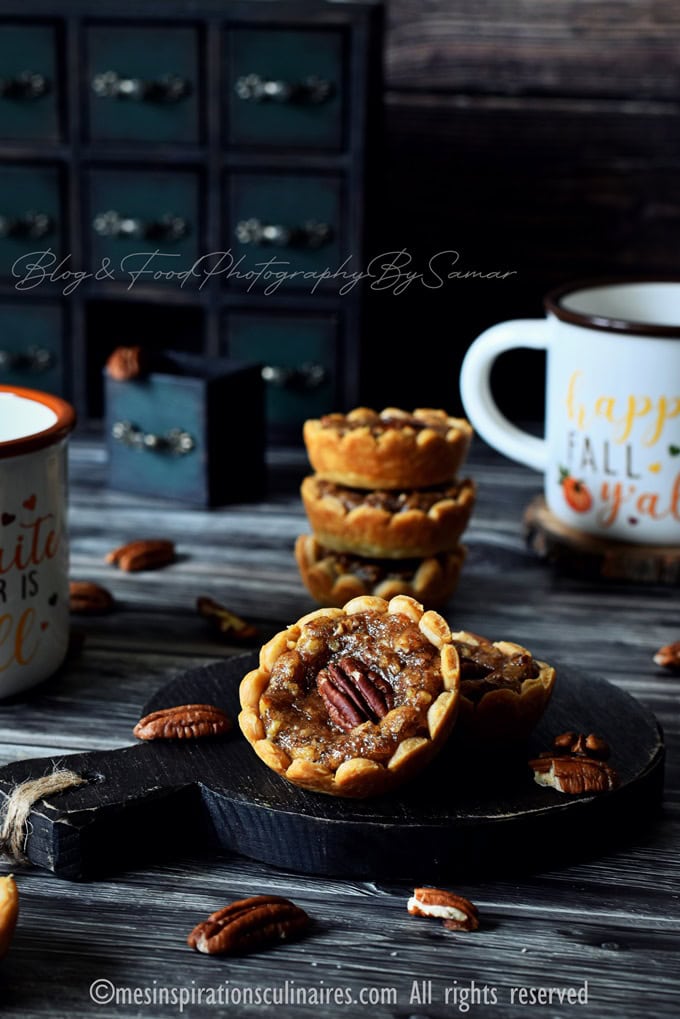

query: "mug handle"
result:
(460, 319), (548, 472)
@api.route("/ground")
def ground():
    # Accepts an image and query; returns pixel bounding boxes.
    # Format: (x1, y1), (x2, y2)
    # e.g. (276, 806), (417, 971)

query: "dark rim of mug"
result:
(545, 276), (680, 338)
(0, 385), (76, 460)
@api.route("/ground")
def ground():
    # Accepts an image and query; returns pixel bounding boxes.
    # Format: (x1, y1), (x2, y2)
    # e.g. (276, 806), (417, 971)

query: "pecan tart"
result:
(295, 534), (465, 609)
(301, 474), (476, 558)
(238, 595), (461, 797)
(303, 407), (473, 490)
(451, 630), (556, 743)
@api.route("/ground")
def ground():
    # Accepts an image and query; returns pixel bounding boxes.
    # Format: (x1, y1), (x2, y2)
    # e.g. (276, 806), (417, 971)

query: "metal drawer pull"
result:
(235, 74), (333, 105)
(0, 347), (54, 373)
(0, 72), (50, 100)
(92, 71), (191, 103)
(262, 361), (327, 391)
(111, 420), (195, 455)
(93, 210), (189, 242)
(235, 218), (332, 249)
(0, 211), (53, 239)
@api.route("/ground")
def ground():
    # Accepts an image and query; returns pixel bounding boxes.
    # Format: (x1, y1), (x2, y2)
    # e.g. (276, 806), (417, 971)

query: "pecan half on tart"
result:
(303, 407), (473, 490)
(301, 475), (476, 559)
(295, 534), (466, 608)
(238, 595), (461, 797)
(451, 630), (556, 743)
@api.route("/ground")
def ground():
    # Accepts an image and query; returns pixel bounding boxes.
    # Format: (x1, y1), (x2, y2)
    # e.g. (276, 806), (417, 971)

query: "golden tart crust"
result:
(451, 630), (556, 743)
(238, 595), (461, 798)
(295, 534), (465, 609)
(303, 407), (473, 490)
(301, 474), (476, 558)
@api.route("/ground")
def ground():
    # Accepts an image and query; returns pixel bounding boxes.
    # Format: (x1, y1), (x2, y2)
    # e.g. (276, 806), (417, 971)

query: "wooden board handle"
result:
(0, 743), (207, 879)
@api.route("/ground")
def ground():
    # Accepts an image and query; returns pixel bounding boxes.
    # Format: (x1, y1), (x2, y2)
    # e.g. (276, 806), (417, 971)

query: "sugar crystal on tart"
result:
(295, 534), (466, 608)
(451, 630), (556, 744)
(303, 407), (473, 490)
(301, 475), (476, 559)
(238, 595), (461, 797)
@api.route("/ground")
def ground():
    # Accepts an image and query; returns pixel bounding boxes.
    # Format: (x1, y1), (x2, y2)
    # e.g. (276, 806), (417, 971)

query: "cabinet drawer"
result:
(0, 301), (63, 395)
(0, 23), (59, 141)
(224, 311), (338, 432)
(87, 169), (200, 282)
(228, 173), (343, 290)
(86, 25), (200, 144)
(105, 354), (265, 506)
(226, 28), (344, 150)
(0, 164), (62, 278)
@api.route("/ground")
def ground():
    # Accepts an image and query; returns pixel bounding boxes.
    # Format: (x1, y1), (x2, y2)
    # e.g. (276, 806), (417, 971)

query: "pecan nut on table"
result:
(105, 539), (176, 572)
(530, 730), (619, 795)
(407, 887), (480, 932)
(654, 640), (680, 672)
(187, 895), (310, 956)
(133, 704), (232, 741)
(69, 580), (114, 615)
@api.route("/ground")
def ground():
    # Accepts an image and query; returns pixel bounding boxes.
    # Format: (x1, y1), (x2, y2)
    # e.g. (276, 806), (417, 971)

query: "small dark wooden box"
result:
(104, 352), (266, 507)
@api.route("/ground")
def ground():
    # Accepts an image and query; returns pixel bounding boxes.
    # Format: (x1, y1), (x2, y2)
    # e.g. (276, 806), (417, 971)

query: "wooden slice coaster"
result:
(524, 496), (680, 584)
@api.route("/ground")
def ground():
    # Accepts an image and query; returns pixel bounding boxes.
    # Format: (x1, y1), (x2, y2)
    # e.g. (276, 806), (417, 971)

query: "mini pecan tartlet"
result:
(238, 595), (460, 798)
(451, 630), (556, 743)
(295, 534), (465, 609)
(303, 407), (473, 490)
(301, 475), (476, 559)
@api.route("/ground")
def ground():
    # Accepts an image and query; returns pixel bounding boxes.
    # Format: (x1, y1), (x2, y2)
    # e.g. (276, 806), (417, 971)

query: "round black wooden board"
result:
(0, 654), (664, 881)
(139, 653), (664, 879)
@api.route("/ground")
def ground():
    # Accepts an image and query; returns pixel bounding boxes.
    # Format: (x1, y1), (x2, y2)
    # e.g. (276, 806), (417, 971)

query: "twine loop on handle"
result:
(0, 769), (88, 863)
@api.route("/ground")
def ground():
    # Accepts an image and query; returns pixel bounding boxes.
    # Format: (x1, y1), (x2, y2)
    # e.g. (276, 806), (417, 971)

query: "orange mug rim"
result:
(0, 385), (76, 460)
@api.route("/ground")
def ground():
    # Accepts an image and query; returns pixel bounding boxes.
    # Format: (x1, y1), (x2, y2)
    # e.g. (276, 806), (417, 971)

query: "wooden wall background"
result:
(365, 1), (680, 416)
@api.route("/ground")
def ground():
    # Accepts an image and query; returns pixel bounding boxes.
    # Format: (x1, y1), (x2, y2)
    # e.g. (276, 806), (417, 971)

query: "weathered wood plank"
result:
(386, 0), (680, 99)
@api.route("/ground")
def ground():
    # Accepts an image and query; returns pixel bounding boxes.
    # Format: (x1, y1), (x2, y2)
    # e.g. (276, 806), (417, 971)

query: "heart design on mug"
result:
(669, 445), (680, 457)
(628, 517), (639, 526)
(1, 513), (15, 526)
(23, 494), (37, 511)
(40, 621), (49, 631)
(648, 462), (662, 474)
(48, 593), (58, 606)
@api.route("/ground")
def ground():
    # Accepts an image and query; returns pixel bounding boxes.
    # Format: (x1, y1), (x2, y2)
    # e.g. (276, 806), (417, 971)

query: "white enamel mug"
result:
(460, 280), (680, 544)
(0, 385), (76, 696)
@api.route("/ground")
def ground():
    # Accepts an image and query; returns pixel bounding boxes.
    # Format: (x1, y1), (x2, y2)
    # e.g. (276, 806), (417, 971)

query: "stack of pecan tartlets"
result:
(295, 407), (475, 608)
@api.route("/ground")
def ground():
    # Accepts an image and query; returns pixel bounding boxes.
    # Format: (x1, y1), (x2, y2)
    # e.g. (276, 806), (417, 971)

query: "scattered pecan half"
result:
(133, 703), (232, 740)
(196, 596), (258, 643)
(653, 641), (680, 673)
(187, 895), (310, 955)
(106, 539), (175, 572)
(105, 345), (148, 381)
(530, 755), (620, 795)
(69, 580), (114, 615)
(548, 731), (610, 760)
(317, 656), (394, 733)
(407, 888), (479, 932)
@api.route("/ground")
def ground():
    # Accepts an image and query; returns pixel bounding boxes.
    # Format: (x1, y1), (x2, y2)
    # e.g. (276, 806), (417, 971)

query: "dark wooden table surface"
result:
(1, 439), (678, 1019)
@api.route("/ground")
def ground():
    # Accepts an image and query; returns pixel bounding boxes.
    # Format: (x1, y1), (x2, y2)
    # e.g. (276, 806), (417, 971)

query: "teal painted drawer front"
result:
(227, 28), (344, 150)
(225, 311), (337, 429)
(0, 164), (62, 278)
(228, 173), (343, 289)
(0, 301), (63, 394)
(86, 25), (200, 144)
(0, 23), (59, 141)
(88, 169), (200, 282)
(105, 354), (265, 505)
